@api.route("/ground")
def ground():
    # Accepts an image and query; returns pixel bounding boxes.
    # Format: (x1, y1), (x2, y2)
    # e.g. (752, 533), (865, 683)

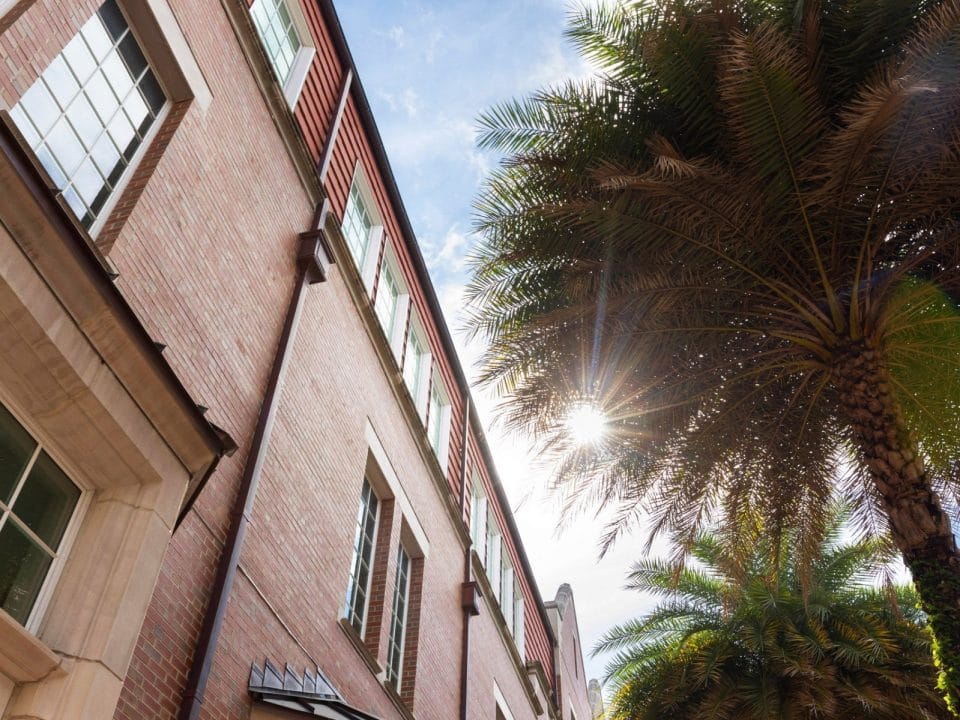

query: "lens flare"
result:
(564, 403), (608, 445)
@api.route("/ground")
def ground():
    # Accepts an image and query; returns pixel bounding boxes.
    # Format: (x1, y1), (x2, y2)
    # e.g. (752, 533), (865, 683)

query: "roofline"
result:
(314, 0), (558, 652)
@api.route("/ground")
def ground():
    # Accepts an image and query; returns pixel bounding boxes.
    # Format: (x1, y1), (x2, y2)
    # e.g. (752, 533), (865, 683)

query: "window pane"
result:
(81, 16), (113, 62)
(12, 451), (80, 551)
(0, 520), (53, 625)
(117, 33), (147, 79)
(346, 479), (379, 634)
(72, 157), (105, 207)
(63, 34), (97, 85)
(46, 117), (85, 175)
(44, 57), (80, 109)
(98, 0), (127, 42)
(66, 93), (102, 149)
(20, 82), (60, 136)
(0, 406), (37, 505)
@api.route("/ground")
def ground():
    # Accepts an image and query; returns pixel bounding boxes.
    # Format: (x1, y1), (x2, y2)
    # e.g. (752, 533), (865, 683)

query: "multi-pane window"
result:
(0, 405), (82, 627)
(501, 554), (514, 632)
(10, 0), (166, 230)
(470, 476), (488, 562)
(345, 478), (379, 635)
(486, 511), (501, 602)
(386, 546), (411, 690)
(250, 0), (302, 89)
(425, 375), (449, 460)
(342, 181), (374, 268)
(374, 261), (401, 341)
(514, 592), (525, 656)
(402, 320), (428, 409)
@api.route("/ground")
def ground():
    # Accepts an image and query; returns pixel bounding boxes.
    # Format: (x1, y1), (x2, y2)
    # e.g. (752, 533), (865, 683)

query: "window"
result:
(425, 373), (451, 468)
(9, 0), (166, 231)
(501, 554), (514, 632)
(342, 178), (376, 268)
(0, 404), (82, 628)
(470, 475), (488, 562)
(386, 545), (411, 690)
(514, 592), (525, 657)
(374, 254), (408, 358)
(486, 510), (501, 602)
(345, 478), (379, 636)
(249, 0), (316, 107)
(402, 315), (430, 414)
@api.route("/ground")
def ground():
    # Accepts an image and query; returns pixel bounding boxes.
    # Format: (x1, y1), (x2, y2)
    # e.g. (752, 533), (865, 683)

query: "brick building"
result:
(0, 1), (598, 719)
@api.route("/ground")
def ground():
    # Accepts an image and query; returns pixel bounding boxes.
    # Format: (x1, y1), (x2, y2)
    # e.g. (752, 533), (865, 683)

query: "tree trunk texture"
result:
(834, 342), (960, 714)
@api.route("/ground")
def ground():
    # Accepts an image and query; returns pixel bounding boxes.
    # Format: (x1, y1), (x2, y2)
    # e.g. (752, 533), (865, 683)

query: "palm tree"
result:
(597, 513), (949, 719)
(469, 0), (960, 708)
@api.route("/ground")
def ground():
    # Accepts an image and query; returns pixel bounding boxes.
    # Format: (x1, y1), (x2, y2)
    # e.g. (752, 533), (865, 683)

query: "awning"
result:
(249, 661), (382, 720)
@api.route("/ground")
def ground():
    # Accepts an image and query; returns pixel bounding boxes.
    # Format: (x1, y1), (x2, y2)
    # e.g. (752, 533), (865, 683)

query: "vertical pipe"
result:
(177, 259), (311, 720)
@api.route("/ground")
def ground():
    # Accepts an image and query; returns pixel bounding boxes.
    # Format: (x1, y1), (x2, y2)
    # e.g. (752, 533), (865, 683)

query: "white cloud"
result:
(377, 86), (420, 118)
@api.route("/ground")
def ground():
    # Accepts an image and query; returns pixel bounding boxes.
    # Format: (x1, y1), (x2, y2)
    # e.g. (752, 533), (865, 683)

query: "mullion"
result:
(3, 512), (58, 559)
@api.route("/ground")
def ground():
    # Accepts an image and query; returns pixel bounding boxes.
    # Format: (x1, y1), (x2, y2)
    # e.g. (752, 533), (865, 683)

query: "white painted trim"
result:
(364, 420), (430, 557)
(494, 682), (517, 720)
(391, 293), (410, 361)
(283, 45), (314, 108)
(414, 351), (432, 421)
(361, 225), (383, 293)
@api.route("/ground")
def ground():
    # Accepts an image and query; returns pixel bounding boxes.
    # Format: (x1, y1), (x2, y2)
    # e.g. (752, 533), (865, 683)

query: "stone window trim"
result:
(248, 0), (315, 108)
(2, 0), (211, 253)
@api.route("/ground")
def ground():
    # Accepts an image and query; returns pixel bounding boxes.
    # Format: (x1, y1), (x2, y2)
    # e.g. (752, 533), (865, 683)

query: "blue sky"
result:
(337, 0), (658, 686)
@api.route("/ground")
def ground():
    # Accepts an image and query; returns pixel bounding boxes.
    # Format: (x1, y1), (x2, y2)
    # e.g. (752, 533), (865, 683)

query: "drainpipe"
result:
(458, 395), (479, 720)
(178, 60), (348, 719)
(177, 221), (330, 720)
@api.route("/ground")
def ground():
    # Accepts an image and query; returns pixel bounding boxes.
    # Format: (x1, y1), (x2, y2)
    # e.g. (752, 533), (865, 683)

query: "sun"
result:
(564, 403), (608, 446)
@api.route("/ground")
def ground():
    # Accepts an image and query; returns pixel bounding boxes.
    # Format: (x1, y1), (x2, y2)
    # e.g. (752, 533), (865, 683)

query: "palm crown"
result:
(598, 512), (949, 719)
(469, 0), (960, 707)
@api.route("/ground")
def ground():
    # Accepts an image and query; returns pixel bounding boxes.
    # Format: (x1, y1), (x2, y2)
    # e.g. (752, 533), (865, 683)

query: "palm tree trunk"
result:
(834, 343), (960, 714)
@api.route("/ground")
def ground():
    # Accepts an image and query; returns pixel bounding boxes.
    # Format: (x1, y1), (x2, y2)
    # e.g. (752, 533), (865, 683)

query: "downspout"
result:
(177, 63), (349, 720)
(177, 227), (329, 720)
(458, 395), (477, 720)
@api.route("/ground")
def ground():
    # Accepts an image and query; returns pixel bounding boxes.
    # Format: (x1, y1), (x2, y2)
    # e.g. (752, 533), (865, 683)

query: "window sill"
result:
(337, 617), (382, 677)
(0, 610), (62, 683)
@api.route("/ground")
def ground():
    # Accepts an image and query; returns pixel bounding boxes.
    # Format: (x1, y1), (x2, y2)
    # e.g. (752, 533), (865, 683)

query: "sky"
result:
(336, 0), (660, 686)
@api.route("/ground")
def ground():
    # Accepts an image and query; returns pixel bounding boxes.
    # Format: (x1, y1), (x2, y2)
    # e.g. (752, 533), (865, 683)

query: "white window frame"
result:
(385, 543), (411, 690)
(342, 164), (384, 292)
(374, 248), (409, 361)
(425, 371), (451, 471)
(344, 476), (380, 638)
(0, 400), (91, 635)
(249, 0), (316, 108)
(501, 553), (514, 633)
(514, 591), (525, 657)
(402, 311), (431, 418)
(469, 473), (488, 562)
(486, 515), (501, 603)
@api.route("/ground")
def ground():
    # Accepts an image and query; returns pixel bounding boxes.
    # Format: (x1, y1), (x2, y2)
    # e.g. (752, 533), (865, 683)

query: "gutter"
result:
(314, 0), (559, 657)
(177, 224), (330, 720)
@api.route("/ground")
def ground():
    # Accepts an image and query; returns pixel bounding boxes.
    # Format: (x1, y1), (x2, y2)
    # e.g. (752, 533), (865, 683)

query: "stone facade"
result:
(0, 1), (597, 719)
